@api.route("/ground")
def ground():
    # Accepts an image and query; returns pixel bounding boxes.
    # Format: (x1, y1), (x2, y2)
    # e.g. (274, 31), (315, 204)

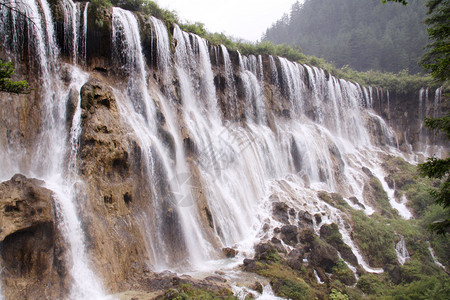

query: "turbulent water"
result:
(0, 1), (445, 299)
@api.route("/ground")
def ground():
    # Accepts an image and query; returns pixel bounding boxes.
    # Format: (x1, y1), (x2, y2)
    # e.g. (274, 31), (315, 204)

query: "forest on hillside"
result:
(262, 0), (428, 74)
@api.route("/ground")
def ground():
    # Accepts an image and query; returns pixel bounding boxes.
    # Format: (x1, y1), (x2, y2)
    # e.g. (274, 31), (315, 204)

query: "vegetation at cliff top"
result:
(87, 0), (439, 93)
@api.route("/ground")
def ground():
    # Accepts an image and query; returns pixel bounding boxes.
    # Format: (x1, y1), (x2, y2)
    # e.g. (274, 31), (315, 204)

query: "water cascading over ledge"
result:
(0, 1), (447, 299)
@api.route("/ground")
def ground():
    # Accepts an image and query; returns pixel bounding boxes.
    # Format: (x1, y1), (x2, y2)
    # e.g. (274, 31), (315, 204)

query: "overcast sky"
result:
(155, 0), (299, 42)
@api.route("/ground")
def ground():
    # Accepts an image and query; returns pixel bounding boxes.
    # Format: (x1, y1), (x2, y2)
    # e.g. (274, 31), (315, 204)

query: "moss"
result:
(161, 283), (234, 300)
(356, 274), (384, 295)
(382, 155), (436, 217)
(255, 262), (313, 300)
(332, 260), (356, 286)
(369, 176), (395, 218)
(351, 211), (397, 267)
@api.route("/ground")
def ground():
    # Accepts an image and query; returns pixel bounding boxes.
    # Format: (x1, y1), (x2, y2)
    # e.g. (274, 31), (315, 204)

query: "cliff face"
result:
(0, 1), (447, 299)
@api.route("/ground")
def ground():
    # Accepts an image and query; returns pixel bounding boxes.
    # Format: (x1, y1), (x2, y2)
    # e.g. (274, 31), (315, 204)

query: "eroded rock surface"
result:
(0, 174), (68, 300)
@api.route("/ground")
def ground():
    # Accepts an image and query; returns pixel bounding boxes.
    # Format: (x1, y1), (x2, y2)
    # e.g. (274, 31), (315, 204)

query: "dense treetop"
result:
(263, 0), (428, 74)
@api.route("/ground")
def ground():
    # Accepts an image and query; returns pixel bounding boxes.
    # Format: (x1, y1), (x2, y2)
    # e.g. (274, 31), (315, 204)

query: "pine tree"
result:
(0, 60), (29, 94)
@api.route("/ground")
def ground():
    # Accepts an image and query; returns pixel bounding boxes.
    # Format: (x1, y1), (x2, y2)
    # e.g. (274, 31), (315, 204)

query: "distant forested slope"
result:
(262, 0), (428, 73)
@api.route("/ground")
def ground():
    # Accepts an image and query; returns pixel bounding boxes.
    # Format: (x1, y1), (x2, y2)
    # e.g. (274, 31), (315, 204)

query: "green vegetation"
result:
(0, 60), (29, 94)
(351, 211), (397, 267)
(331, 260), (355, 286)
(263, 0), (428, 74)
(420, 0), (450, 83)
(329, 288), (349, 300)
(255, 262), (313, 300)
(161, 283), (234, 300)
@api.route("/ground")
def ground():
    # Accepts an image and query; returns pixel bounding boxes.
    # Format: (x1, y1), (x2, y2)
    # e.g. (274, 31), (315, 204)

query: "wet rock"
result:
(349, 196), (366, 210)
(204, 275), (227, 283)
(249, 281), (263, 294)
(320, 223), (358, 266)
(287, 248), (305, 271)
(254, 242), (281, 261)
(314, 213), (322, 224)
(280, 225), (299, 245)
(299, 228), (316, 245)
(310, 239), (340, 273)
(298, 210), (313, 229)
(318, 191), (347, 207)
(222, 247), (237, 258)
(243, 259), (258, 272)
(272, 201), (290, 224)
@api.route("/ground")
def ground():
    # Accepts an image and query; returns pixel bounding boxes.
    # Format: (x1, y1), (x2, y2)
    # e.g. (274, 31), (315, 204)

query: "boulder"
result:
(242, 258), (258, 272)
(280, 224), (299, 245)
(298, 210), (313, 229)
(320, 223), (358, 266)
(222, 247), (237, 258)
(309, 239), (340, 273)
(0, 174), (54, 241)
(0, 174), (68, 299)
(272, 201), (290, 224)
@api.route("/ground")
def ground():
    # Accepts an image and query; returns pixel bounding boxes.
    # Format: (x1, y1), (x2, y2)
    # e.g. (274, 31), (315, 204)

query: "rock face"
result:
(76, 78), (156, 291)
(0, 174), (68, 300)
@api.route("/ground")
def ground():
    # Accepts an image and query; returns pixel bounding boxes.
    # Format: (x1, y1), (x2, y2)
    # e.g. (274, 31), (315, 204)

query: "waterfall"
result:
(395, 235), (410, 265)
(1, 2), (447, 297)
(0, 1), (108, 298)
(61, 0), (80, 63)
(112, 7), (154, 121)
(149, 16), (171, 82)
(82, 2), (89, 63)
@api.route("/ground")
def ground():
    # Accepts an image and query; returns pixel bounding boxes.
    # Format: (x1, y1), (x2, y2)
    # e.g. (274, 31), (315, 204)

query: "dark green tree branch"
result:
(0, 60), (30, 94)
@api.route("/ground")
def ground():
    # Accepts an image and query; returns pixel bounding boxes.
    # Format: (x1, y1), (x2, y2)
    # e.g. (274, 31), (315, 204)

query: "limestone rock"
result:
(320, 223), (358, 266)
(280, 224), (299, 245)
(309, 239), (340, 273)
(0, 174), (54, 241)
(272, 201), (290, 224)
(0, 174), (68, 300)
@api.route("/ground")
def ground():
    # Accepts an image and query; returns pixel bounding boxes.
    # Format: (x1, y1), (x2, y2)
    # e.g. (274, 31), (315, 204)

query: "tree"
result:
(0, 60), (29, 94)
(418, 0), (450, 234)
(384, 0), (449, 234)
(420, 0), (450, 82)
(382, 0), (408, 4)
(419, 115), (450, 234)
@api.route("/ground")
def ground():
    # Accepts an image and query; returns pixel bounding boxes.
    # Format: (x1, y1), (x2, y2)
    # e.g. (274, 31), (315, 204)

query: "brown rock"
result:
(0, 174), (54, 241)
(0, 174), (68, 300)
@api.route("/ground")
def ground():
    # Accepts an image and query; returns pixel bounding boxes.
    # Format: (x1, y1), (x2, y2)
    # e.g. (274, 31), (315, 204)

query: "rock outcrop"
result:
(0, 174), (68, 300)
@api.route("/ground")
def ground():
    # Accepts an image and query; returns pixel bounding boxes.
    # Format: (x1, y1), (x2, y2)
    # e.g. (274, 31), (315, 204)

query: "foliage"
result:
(162, 283), (234, 300)
(263, 0), (428, 74)
(418, 111), (450, 234)
(356, 274), (383, 295)
(255, 262), (312, 300)
(0, 60), (29, 94)
(420, 0), (450, 83)
(383, 0), (409, 4)
(331, 260), (356, 286)
(386, 275), (450, 299)
(329, 288), (349, 300)
(351, 211), (397, 266)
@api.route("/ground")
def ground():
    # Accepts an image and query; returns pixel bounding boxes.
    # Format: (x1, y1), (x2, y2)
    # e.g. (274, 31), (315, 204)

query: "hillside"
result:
(263, 0), (428, 74)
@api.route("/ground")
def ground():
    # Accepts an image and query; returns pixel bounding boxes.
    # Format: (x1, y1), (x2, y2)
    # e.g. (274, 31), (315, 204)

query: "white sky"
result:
(155, 0), (299, 42)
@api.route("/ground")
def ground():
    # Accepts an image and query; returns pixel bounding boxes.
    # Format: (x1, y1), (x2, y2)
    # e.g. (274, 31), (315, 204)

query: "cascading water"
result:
(1, 2), (447, 298)
(0, 1), (108, 299)
(395, 235), (410, 265)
